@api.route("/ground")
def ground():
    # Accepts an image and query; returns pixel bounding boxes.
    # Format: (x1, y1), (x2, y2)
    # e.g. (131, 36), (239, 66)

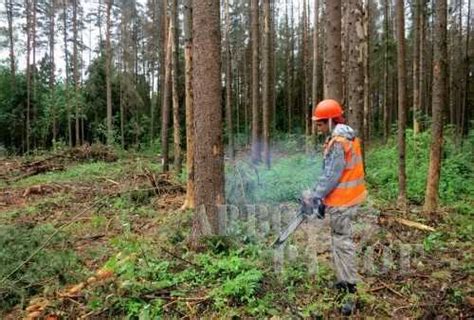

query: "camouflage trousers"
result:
(328, 205), (359, 284)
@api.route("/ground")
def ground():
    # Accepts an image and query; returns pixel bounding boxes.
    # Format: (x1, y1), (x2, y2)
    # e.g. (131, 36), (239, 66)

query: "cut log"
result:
(385, 215), (436, 232)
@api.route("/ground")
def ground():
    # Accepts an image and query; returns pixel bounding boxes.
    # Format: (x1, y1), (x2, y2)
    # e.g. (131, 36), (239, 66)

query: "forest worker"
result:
(302, 99), (367, 316)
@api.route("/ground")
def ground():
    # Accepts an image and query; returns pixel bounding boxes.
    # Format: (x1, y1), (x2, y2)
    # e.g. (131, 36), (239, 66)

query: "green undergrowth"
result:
(366, 129), (474, 213)
(83, 234), (347, 318)
(0, 224), (83, 311)
(226, 153), (321, 205)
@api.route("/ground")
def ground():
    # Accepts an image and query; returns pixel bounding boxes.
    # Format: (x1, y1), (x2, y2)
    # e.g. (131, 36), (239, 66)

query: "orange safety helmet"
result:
(312, 99), (343, 121)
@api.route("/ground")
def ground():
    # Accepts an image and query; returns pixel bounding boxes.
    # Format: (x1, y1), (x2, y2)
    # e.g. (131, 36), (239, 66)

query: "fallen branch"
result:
(160, 246), (201, 269)
(368, 285), (386, 293)
(75, 234), (106, 242)
(378, 280), (406, 299)
(383, 214), (436, 232)
(393, 303), (435, 315)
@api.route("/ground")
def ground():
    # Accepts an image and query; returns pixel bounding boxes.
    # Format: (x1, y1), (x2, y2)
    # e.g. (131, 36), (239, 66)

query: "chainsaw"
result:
(272, 199), (325, 248)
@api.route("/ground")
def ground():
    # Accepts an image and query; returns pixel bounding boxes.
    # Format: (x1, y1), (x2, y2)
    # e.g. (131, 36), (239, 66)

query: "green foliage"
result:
(226, 152), (321, 205)
(422, 231), (446, 252)
(87, 235), (308, 317)
(366, 129), (474, 208)
(0, 54), (155, 153)
(0, 224), (82, 311)
(211, 269), (263, 308)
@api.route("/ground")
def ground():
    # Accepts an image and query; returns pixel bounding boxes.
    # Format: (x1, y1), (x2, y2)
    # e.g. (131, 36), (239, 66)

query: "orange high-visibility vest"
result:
(323, 136), (367, 207)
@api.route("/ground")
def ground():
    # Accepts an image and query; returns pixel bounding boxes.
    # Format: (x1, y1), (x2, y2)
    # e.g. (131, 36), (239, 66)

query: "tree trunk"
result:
(161, 0), (172, 172)
(270, 2), (276, 134)
(311, 0), (320, 142)
(63, 0), (72, 147)
(324, 0), (342, 101)
(413, 0), (421, 135)
(423, 0), (447, 213)
(170, 0), (181, 173)
(285, 0), (292, 135)
(250, 0), (261, 163)
(347, 0), (364, 140)
(383, 0), (390, 143)
(461, 0), (471, 136)
(454, 0), (462, 141)
(396, 0), (407, 208)
(182, 0), (195, 210)
(190, 0), (224, 246)
(26, 0), (31, 153)
(303, 0), (310, 143)
(244, 48), (249, 142)
(363, 0), (370, 144)
(49, 0), (57, 142)
(225, 0), (235, 160)
(262, 0), (271, 168)
(73, 0), (80, 146)
(105, 0), (113, 145)
(6, 0), (16, 88)
(32, 0), (36, 148)
(158, 0), (167, 141)
(419, 0), (425, 132)
(120, 75), (125, 148)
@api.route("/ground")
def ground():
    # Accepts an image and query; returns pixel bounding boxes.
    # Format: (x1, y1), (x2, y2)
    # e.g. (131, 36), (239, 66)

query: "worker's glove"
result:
(300, 199), (314, 216)
(300, 193), (325, 220)
(314, 198), (326, 220)
(300, 191), (315, 215)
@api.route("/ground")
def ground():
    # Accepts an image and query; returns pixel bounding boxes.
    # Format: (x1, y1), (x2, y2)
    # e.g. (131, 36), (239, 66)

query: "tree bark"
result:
(461, 0), (471, 136)
(383, 0), (390, 143)
(396, 0), (407, 207)
(161, 0), (172, 172)
(424, 0), (447, 213)
(170, 0), (181, 173)
(105, 0), (113, 145)
(363, 0), (370, 144)
(285, 0), (292, 135)
(72, 0), (80, 146)
(62, 0), (72, 147)
(311, 0), (320, 142)
(250, 0), (261, 163)
(262, 0), (271, 167)
(324, 0), (342, 101)
(413, 0), (421, 135)
(347, 0), (364, 140)
(32, 0), (37, 148)
(419, 0), (425, 132)
(224, 0), (235, 160)
(49, 0), (57, 142)
(190, 0), (224, 245)
(270, 2), (276, 134)
(182, 0), (195, 210)
(303, 0), (310, 142)
(6, 0), (16, 88)
(26, 0), (31, 153)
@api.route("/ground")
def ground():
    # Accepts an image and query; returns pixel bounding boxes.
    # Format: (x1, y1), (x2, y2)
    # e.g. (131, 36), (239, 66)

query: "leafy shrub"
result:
(366, 129), (474, 208)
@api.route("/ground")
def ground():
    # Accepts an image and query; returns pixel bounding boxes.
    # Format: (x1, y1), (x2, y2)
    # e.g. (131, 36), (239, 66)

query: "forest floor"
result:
(0, 143), (472, 319)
